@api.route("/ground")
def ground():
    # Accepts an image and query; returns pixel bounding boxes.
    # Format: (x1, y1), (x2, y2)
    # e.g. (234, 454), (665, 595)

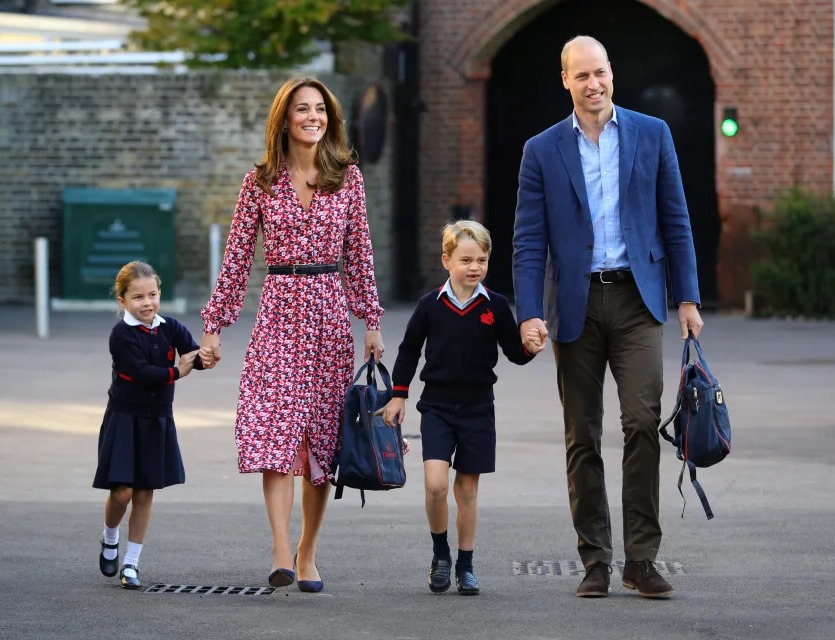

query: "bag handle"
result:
(681, 331), (706, 368)
(351, 356), (392, 394)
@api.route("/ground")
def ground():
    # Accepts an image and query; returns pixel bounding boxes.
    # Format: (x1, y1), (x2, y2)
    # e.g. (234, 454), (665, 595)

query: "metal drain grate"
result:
(513, 560), (684, 578)
(144, 584), (277, 595)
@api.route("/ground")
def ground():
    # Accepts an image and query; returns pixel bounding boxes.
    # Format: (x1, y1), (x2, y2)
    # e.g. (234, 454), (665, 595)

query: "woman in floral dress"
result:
(199, 77), (384, 592)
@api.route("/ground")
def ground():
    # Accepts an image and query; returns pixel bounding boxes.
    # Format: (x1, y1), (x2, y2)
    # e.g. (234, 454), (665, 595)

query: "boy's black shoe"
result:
(455, 569), (480, 595)
(119, 564), (142, 590)
(428, 557), (451, 593)
(99, 538), (119, 577)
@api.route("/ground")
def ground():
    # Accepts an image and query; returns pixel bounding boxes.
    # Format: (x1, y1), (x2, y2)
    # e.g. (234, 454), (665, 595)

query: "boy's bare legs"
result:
(453, 472), (479, 550)
(424, 460), (451, 533)
(425, 460), (452, 593)
(453, 471), (481, 594)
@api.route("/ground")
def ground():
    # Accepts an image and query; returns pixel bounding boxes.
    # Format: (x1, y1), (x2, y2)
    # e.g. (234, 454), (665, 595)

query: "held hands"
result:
(678, 303), (704, 339)
(364, 329), (384, 363)
(520, 318), (548, 354)
(199, 332), (222, 369)
(178, 349), (199, 378)
(381, 397), (405, 428)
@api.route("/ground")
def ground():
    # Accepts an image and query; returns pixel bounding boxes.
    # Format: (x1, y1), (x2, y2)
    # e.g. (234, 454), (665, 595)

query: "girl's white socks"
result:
(102, 526), (120, 561)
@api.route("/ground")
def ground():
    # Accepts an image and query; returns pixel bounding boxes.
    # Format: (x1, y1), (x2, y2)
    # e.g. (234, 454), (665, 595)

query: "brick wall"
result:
(0, 71), (395, 308)
(418, 0), (834, 307)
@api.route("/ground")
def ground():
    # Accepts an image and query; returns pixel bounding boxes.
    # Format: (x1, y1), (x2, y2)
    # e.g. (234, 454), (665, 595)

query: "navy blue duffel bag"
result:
(659, 333), (731, 520)
(331, 357), (406, 507)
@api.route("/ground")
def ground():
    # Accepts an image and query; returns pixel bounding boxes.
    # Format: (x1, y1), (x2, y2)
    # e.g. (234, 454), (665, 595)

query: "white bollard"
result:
(35, 237), (49, 339)
(209, 223), (222, 290)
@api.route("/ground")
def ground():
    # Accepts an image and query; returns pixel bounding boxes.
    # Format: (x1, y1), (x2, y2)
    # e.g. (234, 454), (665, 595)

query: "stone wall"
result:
(0, 70), (395, 308)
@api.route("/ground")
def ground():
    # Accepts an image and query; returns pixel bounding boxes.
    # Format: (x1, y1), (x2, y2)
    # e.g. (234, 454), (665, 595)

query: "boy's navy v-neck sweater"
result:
(391, 287), (534, 405)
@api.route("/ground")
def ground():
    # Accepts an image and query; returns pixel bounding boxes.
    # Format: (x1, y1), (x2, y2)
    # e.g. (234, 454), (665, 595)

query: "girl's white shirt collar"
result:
(123, 310), (166, 329)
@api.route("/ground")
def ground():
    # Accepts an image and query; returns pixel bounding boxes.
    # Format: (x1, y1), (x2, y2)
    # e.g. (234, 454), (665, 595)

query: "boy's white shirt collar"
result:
(123, 310), (166, 329)
(438, 279), (489, 308)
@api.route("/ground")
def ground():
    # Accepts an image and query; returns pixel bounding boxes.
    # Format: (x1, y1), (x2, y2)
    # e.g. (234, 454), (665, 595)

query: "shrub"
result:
(751, 188), (835, 318)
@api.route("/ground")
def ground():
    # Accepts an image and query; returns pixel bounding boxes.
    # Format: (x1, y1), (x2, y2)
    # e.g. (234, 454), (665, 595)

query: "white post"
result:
(209, 223), (222, 290)
(34, 237), (49, 339)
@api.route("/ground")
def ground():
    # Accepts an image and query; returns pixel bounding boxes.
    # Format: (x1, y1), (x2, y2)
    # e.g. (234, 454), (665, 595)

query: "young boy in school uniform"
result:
(383, 220), (544, 595)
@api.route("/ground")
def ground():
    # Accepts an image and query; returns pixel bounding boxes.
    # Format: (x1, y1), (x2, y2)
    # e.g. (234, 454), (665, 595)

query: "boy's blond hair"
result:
(441, 220), (492, 257)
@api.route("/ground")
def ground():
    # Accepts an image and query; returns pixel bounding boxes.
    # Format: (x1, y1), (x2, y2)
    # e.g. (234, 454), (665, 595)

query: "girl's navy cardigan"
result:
(106, 317), (203, 417)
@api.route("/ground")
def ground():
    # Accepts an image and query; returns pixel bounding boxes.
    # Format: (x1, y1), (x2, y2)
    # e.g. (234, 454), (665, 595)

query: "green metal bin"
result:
(62, 188), (176, 300)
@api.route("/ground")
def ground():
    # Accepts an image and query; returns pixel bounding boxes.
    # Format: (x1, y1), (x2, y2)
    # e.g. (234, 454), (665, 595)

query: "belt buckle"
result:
(291, 264), (298, 276)
(599, 271), (614, 284)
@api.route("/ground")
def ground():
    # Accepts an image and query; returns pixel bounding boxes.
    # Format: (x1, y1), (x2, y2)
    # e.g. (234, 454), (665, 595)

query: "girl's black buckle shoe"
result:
(99, 538), (119, 577)
(119, 564), (141, 590)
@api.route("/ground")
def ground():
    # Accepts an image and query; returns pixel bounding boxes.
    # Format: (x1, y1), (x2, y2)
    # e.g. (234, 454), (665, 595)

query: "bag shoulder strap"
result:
(677, 460), (715, 520)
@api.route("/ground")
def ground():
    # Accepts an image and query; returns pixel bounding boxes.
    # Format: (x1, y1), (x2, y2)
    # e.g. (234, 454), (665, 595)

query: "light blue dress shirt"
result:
(572, 107), (629, 271)
(438, 279), (490, 310)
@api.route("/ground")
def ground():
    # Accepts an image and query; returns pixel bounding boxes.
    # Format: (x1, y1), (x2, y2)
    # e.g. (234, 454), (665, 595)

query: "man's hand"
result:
(678, 303), (704, 339)
(520, 318), (548, 353)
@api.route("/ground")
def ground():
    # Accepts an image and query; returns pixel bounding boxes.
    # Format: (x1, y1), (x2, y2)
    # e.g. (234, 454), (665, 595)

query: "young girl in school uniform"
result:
(92, 261), (203, 589)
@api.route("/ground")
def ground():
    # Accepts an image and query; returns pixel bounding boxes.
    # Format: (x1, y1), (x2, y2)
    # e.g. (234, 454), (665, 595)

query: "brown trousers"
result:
(552, 278), (664, 568)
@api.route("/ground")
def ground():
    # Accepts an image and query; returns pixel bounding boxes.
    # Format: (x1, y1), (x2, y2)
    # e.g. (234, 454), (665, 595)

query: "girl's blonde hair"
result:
(254, 76), (356, 194)
(441, 220), (492, 256)
(112, 261), (161, 304)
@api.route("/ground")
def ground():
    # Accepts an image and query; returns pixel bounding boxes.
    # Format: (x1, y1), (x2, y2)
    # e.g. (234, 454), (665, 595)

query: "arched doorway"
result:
(486, 0), (718, 304)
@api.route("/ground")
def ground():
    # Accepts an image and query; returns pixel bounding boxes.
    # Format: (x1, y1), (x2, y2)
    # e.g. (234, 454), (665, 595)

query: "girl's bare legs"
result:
(296, 478), (330, 580)
(424, 460), (451, 534)
(127, 489), (154, 543)
(104, 486), (133, 528)
(263, 471), (295, 571)
(453, 472), (480, 551)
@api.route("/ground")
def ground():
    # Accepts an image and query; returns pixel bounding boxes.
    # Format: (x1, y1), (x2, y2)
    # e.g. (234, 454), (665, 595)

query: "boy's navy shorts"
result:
(416, 400), (495, 474)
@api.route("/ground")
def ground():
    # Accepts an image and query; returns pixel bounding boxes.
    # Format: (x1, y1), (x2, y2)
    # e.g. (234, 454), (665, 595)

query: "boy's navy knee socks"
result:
(431, 531), (451, 561)
(456, 549), (473, 574)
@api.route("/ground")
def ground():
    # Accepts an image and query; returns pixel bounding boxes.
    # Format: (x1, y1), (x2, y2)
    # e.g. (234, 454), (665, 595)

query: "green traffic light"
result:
(721, 118), (738, 137)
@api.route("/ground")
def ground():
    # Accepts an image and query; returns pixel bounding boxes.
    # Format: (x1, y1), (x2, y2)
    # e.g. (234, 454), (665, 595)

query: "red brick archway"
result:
(417, 0), (833, 307)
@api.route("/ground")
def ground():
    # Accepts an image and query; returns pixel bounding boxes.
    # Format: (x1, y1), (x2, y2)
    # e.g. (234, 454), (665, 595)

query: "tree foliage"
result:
(126, 0), (408, 68)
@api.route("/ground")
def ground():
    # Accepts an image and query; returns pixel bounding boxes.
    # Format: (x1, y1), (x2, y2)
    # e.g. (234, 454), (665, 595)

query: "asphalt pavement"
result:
(1, 303), (834, 639)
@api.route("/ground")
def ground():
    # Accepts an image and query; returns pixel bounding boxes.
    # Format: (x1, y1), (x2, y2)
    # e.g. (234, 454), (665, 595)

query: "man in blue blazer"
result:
(512, 36), (704, 599)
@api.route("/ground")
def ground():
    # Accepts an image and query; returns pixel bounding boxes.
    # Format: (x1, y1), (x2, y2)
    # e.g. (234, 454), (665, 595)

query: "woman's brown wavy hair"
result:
(254, 77), (356, 194)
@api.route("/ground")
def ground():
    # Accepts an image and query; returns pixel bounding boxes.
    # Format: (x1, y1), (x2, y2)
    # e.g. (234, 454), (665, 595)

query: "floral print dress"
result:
(201, 164), (383, 485)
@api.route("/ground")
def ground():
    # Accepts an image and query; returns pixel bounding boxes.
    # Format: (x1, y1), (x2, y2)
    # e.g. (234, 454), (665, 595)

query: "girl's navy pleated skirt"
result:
(92, 409), (186, 490)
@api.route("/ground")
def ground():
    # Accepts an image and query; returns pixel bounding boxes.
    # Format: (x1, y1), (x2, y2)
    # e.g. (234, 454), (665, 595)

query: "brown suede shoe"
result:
(622, 560), (674, 598)
(575, 561), (611, 597)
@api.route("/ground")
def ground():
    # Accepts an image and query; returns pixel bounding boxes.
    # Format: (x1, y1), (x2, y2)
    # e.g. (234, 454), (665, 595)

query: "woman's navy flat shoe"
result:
(293, 553), (324, 592)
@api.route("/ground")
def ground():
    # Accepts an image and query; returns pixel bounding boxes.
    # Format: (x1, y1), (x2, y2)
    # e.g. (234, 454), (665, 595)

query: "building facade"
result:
(415, 0), (834, 307)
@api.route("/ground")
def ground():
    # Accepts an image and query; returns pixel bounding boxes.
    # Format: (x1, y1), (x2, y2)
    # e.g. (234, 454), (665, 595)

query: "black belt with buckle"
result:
(268, 263), (338, 276)
(591, 269), (634, 284)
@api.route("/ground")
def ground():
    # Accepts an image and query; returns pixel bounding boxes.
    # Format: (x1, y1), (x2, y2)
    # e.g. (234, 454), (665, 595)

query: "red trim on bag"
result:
(118, 373), (134, 382)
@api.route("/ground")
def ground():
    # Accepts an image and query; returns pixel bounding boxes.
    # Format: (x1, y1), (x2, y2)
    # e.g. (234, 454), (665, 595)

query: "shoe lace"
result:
(639, 560), (659, 577)
(586, 561), (612, 577)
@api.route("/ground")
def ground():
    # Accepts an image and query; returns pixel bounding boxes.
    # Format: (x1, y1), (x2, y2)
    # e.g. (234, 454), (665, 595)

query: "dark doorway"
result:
(486, 0), (718, 304)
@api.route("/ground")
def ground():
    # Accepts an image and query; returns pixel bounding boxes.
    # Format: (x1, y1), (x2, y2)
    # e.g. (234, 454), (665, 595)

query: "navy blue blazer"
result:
(512, 106), (701, 343)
